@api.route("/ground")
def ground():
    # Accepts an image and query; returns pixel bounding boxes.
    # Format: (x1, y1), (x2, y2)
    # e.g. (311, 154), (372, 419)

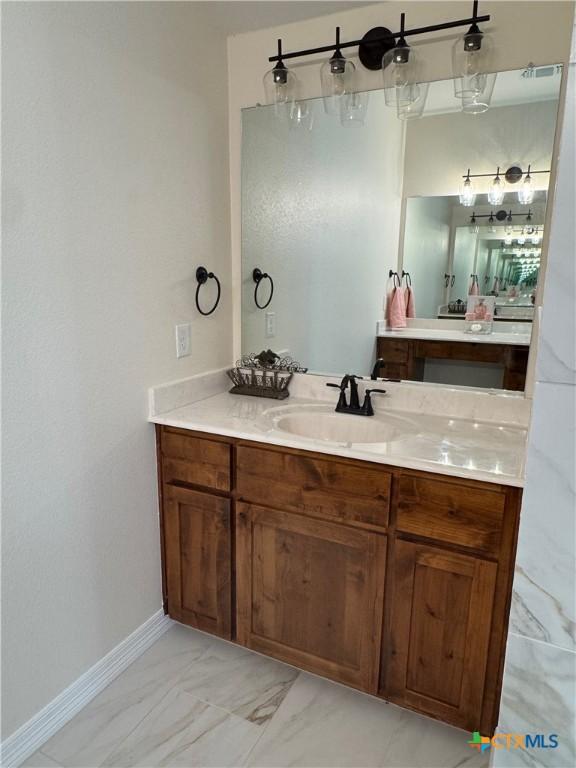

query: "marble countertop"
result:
(378, 327), (531, 345)
(150, 391), (527, 487)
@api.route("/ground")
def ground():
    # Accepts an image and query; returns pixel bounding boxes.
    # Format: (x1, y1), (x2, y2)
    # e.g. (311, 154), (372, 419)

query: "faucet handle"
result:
(361, 388), (387, 416)
(326, 381), (348, 410)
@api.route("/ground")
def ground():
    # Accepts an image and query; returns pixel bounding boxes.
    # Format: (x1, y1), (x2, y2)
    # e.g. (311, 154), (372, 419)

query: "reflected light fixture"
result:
(518, 164), (535, 204)
(488, 167), (505, 205)
(460, 170), (476, 207)
(320, 28), (356, 114)
(340, 91), (369, 126)
(469, 213), (479, 234)
(382, 13), (428, 113)
(452, 1), (496, 114)
(488, 211), (497, 232)
(263, 39), (298, 115)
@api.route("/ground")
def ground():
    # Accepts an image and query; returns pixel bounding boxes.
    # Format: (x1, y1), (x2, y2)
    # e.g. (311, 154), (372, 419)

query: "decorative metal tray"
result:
(227, 350), (307, 400)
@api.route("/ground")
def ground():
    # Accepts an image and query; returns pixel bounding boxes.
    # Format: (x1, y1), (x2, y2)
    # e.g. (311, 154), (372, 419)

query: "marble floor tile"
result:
(494, 634), (576, 768)
(246, 671), (485, 768)
(382, 708), (489, 768)
(20, 751), (63, 767)
(41, 624), (213, 767)
(102, 688), (262, 767)
(178, 636), (299, 726)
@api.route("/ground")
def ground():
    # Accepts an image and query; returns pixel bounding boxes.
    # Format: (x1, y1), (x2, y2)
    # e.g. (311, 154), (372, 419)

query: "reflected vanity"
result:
(241, 65), (561, 392)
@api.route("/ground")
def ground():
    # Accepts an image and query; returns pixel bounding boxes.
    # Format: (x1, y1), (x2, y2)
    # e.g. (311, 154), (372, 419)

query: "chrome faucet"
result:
(326, 375), (386, 416)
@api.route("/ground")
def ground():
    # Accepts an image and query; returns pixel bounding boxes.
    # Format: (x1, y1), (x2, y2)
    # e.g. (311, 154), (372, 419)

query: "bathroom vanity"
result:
(376, 329), (530, 390)
(152, 383), (525, 737)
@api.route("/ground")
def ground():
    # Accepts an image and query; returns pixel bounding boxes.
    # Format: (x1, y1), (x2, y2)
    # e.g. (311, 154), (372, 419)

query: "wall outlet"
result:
(175, 323), (191, 358)
(265, 311), (276, 338)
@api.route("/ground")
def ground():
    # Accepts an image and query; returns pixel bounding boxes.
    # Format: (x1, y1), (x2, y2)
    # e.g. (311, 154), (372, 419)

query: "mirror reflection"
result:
(241, 66), (561, 391)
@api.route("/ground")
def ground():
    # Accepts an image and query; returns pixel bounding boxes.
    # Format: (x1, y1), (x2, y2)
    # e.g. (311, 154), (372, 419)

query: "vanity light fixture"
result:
(263, 1), (492, 120)
(320, 28), (357, 114)
(518, 164), (535, 204)
(461, 166), (549, 206)
(460, 170), (476, 206)
(263, 39), (298, 115)
(488, 167), (505, 205)
(452, 1), (496, 114)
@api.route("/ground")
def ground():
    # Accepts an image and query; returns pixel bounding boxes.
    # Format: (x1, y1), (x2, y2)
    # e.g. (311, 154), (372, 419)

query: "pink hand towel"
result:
(469, 276), (479, 296)
(405, 285), (416, 318)
(388, 287), (407, 329)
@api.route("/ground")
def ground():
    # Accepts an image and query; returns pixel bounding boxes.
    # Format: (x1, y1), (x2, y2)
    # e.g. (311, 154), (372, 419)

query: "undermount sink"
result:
(263, 404), (418, 446)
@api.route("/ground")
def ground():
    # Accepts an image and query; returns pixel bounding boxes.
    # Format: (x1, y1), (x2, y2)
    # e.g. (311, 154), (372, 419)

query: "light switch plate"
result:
(175, 323), (191, 358)
(265, 311), (276, 338)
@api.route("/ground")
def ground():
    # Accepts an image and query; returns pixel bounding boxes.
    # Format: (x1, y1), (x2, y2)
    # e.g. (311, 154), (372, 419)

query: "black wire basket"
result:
(227, 350), (307, 400)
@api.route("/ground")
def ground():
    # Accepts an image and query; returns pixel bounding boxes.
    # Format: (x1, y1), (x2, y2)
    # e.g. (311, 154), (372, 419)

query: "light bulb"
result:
(382, 13), (427, 114)
(460, 170), (476, 206)
(452, 23), (496, 113)
(263, 41), (298, 116)
(518, 165), (535, 204)
(488, 168), (505, 205)
(320, 28), (357, 115)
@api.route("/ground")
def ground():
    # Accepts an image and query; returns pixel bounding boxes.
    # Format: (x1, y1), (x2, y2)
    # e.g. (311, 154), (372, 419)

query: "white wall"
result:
(228, 1), (575, 359)
(402, 197), (452, 318)
(1, 2), (231, 738)
(241, 91), (404, 374)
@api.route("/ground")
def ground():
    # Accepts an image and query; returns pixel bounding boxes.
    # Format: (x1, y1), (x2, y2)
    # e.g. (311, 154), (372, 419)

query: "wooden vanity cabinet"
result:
(236, 501), (387, 692)
(155, 425), (521, 736)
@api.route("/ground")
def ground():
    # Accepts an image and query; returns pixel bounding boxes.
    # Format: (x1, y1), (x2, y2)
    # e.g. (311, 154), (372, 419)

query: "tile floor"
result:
(24, 623), (489, 768)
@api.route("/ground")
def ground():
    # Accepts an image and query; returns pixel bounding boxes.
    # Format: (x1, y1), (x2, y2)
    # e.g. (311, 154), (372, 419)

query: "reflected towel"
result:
(388, 287), (407, 328)
(469, 277), (479, 296)
(405, 286), (416, 318)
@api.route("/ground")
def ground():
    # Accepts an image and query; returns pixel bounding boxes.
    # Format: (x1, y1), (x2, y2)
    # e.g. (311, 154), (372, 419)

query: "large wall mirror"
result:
(241, 65), (562, 391)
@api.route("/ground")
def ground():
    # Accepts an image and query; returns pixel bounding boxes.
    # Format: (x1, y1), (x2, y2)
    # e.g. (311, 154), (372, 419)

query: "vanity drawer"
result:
(396, 474), (506, 557)
(377, 339), (410, 363)
(236, 444), (391, 530)
(160, 427), (231, 491)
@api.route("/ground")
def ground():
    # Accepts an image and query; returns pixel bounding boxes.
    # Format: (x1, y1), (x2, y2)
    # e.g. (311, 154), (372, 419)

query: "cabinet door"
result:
(385, 539), (497, 731)
(236, 502), (386, 693)
(164, 484), (231, 638)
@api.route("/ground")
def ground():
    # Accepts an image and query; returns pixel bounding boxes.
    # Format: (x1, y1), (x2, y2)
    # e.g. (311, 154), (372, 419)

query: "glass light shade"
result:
(504, 237), (513, 245)
(518, 173), (535, 204)
(339, 90), (369, 126)
(517, 229), (526, 245)
(397, 81), (429, 120)
(320, 55), (356, 114)
(505, 223), (513, 235)
(452, 27), (496, 113)
(263, 63), (297, 114)
(488, 175), (505, 205)
(382, 44), (424, 108)
(289, 100), (314, 131)
(459, 177), (476, 207)
(469, 221), (479, 234)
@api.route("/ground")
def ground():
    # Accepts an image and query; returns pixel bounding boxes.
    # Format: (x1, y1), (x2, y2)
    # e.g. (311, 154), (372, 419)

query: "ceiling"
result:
(193, 1), (377, 35)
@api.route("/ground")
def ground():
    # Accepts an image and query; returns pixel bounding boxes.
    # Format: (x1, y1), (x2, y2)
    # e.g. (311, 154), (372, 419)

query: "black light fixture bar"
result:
(470, 208), (533, 220)
(463, 170), (550, 179)
(268, 4), (489, 63)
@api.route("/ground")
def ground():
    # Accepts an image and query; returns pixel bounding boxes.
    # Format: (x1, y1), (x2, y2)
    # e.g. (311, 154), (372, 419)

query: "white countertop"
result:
(378, 327), (531, 345)
(150, 391), (527, 487)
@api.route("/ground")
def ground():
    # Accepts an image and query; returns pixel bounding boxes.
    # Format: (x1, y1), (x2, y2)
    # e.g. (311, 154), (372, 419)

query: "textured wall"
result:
(241, 91), (403, 375)
(1, 2), (231, 737)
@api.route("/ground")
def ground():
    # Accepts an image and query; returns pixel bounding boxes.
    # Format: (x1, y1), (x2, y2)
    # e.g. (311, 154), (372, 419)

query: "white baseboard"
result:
(1, 609), (173, 768)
